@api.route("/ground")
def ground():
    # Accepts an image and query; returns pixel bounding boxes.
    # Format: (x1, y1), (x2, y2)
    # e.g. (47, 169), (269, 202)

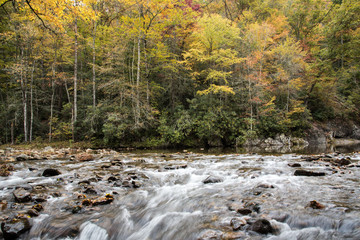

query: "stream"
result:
(0, 148), (360, 239)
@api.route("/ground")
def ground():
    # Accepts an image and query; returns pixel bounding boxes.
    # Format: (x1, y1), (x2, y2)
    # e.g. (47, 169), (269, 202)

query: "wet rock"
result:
(251, 219), (273, 234)
(288, 163), (301, 168)
(72, 205), (82, 214)
(28, 167), (37, 171)
(0, 164), (14, 177)
(230, 218), (246, 231)
(301, 156), (320, 162)
(107, 176), (118, 182)
(77, 153), (94, 162)
(92, 194), (114, 206)
(307, 200), (325, 209)
(78, 180), (91, 185)
(244, 202), (261, 213)
(13, 188), (32, 203)
(197, 229), (223, 240)
(101, 164), (111, 169)
(164, 164), (188, 170)
(27, 209), (39, 217)
(32, 204), (43, 212)
(15, 154), (29, 161)
(42, 168), (61, 177)
(33, 194), (47, 203)
(333, 158), (351, 166)
(294, 170), (326, 176)
(237, 208), (252, 215)
(51, 192), (62, 197)
(1, 217), (32, 240)
(83, 186), (97, 195)
(81, 199), (92, 206)
(122, 180), (141, 188)
(256, 183), (275, 189)
(203, 176), (223, 184)
(0, 200), (7, 211)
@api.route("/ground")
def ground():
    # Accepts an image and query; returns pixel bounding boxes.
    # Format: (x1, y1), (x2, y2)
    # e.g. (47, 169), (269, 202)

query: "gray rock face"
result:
(13, 188), (32, 203)
(1, 218), (32, 240)
(203, 176), (223, 184)
(251, 219), (273, 234)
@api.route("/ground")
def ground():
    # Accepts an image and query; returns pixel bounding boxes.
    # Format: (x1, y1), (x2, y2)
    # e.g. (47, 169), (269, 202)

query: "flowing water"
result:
(1, 150), (360, 240)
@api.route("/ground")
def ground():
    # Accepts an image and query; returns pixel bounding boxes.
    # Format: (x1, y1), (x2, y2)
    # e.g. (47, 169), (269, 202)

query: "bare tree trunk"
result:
(73, 4), (78, 141)
(20, 47), (28, 142)
(132, 39), (137, 124)
(135, 4), (143, 127)
(92, 19), (97, 108)
(49, 46), (57, 142)
(247, 64), (253, 131)
(30, 60), (35, 142)
(11, 120), (14, 145)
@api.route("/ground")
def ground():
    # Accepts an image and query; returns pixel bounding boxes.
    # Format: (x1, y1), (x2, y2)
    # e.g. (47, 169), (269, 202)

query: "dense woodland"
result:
(0, 0), (359, 147)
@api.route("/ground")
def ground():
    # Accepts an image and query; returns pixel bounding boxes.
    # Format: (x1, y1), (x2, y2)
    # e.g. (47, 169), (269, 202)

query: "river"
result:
(0, 148), (360, 239)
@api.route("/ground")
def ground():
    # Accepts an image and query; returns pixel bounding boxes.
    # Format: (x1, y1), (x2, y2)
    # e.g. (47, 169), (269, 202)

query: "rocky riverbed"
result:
(0, 147), (360, 239)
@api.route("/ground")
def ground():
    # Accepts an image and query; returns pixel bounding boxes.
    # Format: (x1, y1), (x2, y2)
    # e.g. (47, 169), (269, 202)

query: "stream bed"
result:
(0, 149), (360, 239)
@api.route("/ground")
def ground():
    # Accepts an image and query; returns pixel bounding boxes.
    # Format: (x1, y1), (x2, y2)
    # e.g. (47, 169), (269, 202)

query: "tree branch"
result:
(0, 0), (12, 8)
(25, 0), (56, 35)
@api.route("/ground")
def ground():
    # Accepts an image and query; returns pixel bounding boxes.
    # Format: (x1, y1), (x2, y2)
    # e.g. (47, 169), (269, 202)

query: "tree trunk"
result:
(30, 60), (35, 142)
(20, 47), (28, 142)
(73, 5), (78, 141)
(49, 46), (57, 142)
(92, 19), (97, 108)
(135, 4), (143, 127)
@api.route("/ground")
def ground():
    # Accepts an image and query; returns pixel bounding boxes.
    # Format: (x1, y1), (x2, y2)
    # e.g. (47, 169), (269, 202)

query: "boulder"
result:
(294, 170), (326, 176)
(15, 154), (29, 161)
(13, 188), (32, 203)
(27, 209), (39, 217)
(42, 169), (61, 177)
(83, 186), (97, 195)
(92, 194), (114, 206)
(250, 219), (273, 234)
(77, 153), (94, 162)
(203, 176), (223, 184)
(1, 217), (32, 240)
(32, 204), (43, 212)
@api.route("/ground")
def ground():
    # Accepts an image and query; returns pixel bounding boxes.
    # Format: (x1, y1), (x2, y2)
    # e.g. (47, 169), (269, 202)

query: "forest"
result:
(0, 0), (359, 148)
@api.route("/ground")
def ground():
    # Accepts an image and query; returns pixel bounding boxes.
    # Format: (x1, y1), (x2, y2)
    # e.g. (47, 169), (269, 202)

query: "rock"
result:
(244, 202), (261, 213)
(0, 200), (7, 211)
(51, 192), (62, 197)
(107, 176), (118, 182)
(203, 176), (223, 184)
(301, 156), (320, 162)
(92, 194), (114, 206)
(197, 230), (223, 240)
(223, 231), (246, 239)
(42, 168), (61, 177)
(83, 186), (97, 195)
(230, 218), (246, 231)
(81, 199), (92, 206)
(333, 158), (351, 166)
(44, 146), (55, 153)
(237, 208), (252, 215)
(28, 168), (37, 171)
(1, 217), (32, 240)
(251, 219), (273, 234)
(307, 200), (325, 209)
(15, 154), (29, 161)
(72, 205), (82, 214)
(77, 153), (94, 162)
(13, 188), (32, 203)
(32, 204), (43, 212)
(288, 163), (301, 168)
(256, 183), (274, 189)
(294, 170), (326, 176)
(27, 209), (39, 217)
(0, 164), (14, 177)
(33, 195), (47, 203)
